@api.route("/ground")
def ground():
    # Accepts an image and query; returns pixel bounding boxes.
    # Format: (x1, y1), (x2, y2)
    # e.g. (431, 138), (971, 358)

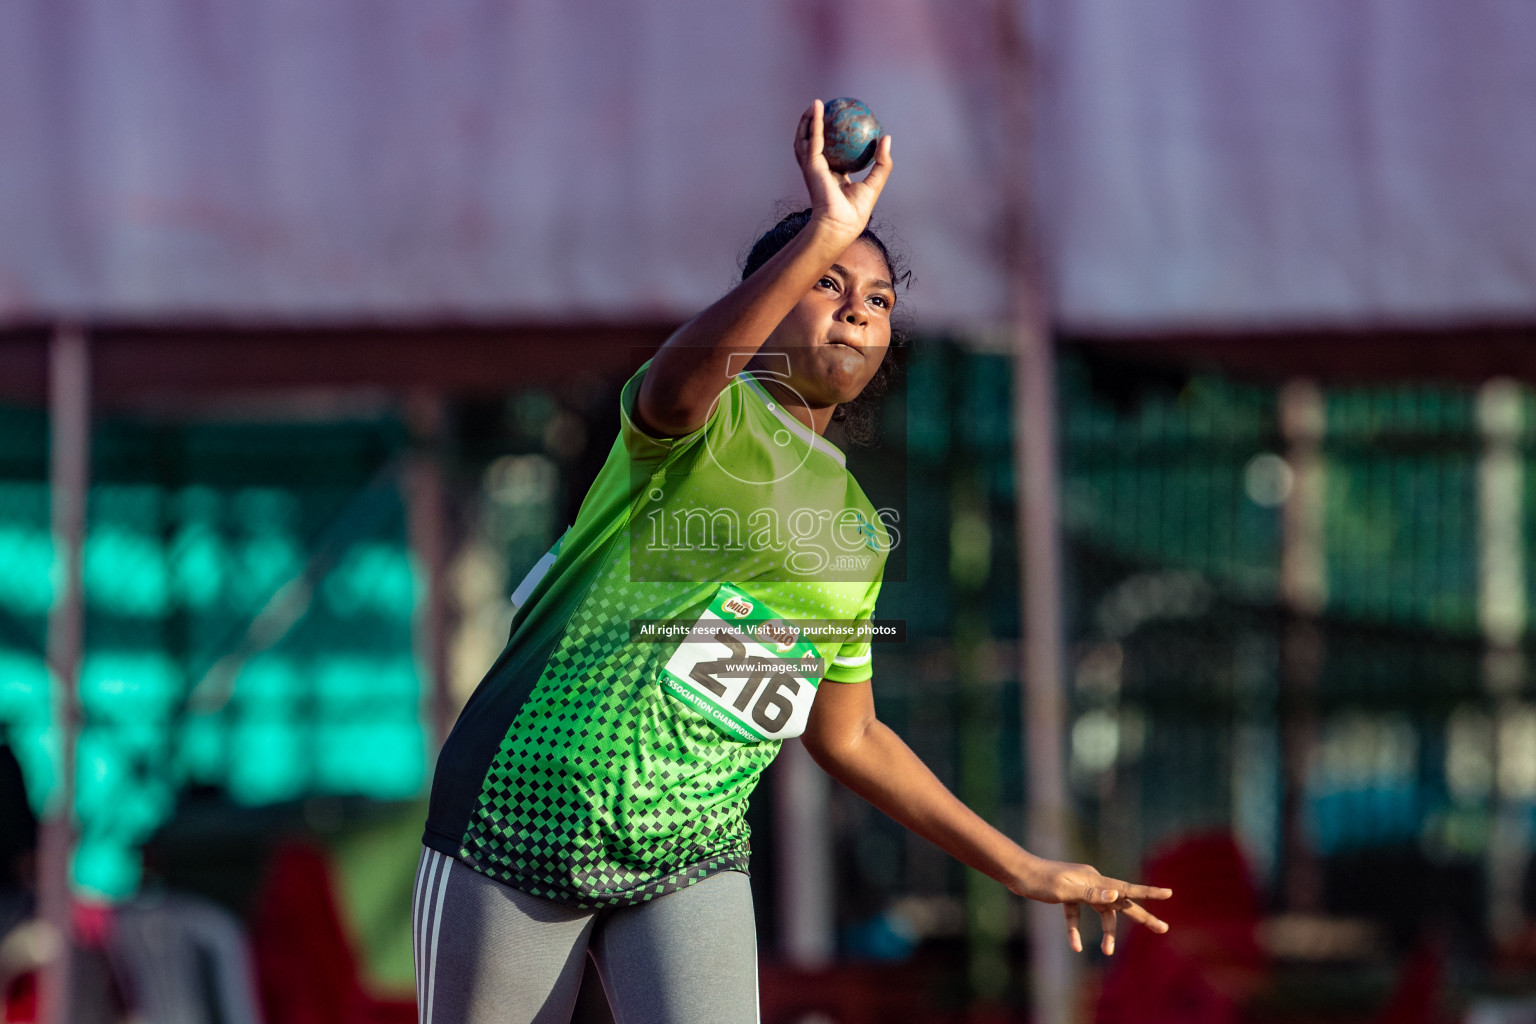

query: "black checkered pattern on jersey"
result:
(457, 547), (771, 908)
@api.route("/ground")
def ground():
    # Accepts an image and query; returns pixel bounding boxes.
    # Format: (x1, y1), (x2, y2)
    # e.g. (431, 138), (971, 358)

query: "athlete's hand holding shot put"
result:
(639, 99), (895, 437)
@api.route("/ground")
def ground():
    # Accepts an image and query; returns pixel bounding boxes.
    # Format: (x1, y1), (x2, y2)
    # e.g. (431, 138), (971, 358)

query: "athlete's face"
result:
(759, 238), (895, 408)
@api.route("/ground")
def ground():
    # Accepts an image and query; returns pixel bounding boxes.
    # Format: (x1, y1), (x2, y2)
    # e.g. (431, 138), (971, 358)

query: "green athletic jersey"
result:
(424, 358), (892, 907)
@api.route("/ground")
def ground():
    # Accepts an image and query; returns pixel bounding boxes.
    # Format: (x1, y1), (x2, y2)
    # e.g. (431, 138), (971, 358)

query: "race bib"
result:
(659, 583), (824, 742)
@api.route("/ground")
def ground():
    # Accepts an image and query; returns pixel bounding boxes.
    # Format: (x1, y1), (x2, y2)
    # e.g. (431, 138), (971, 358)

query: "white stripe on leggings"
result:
(411, 852), (422, 1004)
(414, 850), (437, 1008)
(424, 855), (453, 1024)
(415, 851), (441, 1013)
(411, 851), (424, 1007)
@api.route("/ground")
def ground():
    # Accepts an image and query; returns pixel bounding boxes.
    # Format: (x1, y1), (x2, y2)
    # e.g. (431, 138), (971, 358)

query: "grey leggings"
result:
(412, 848), (760, 1024)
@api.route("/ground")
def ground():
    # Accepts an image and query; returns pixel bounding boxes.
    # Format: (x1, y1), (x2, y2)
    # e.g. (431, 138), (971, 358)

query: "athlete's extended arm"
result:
(635, 100), (894, 437)
(801, 679), (1172, 955)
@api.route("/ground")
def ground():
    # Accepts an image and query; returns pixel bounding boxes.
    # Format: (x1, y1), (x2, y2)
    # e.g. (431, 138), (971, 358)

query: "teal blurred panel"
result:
(73, 723), (177, 898)
(177, 712), (226, 785)
(0, 412), (430, 902)
(0, 650), (53, 811)
(0, 519), (53, 615)
(1323, 386), (1479, 631)
(79, 652), (182, 721)
(321, 543), (419, 620)
(314, 655), (419, 708)
(229, 487), (302, 533)
(77, 731), (176, 838)
(313, 717), (425, 799)
(85, 525), (171, 616)
(75, 727), (131, 821)
(227, 533), (304, 610)
(233, 654), (303, 711)
(167, 484), (226, 610)
(227, 717), (309, 805)
(1059, 354), (1283, 598)
(905, 342), (950, 461)
(167, 519), (227, 610)
(0, 648), (49, 719)
(86, 487), (171, 617)
(73, 836), (142, 899)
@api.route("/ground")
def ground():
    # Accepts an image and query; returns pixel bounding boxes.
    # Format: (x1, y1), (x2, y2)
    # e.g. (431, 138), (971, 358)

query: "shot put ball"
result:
(822, 98), (882, 174)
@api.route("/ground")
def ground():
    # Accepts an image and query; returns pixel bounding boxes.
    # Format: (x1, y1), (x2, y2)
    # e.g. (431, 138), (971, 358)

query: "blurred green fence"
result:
(0, 409), (424, 897)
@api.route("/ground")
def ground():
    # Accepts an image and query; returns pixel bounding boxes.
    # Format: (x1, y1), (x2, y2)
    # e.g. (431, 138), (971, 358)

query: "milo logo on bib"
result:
(659, 583), (823, 743)
(756, 618), (801, 652)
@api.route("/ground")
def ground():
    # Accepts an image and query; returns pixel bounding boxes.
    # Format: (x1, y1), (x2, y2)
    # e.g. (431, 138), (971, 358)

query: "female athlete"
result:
(412, 99), (1172, 1024)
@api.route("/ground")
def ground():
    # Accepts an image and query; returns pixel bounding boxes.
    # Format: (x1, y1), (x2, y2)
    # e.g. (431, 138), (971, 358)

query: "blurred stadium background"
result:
(3, 2), (1536, 1023)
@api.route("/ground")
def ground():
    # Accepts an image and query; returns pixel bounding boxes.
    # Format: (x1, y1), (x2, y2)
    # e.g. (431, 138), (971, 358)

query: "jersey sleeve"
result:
(509, 527), (568, 614)
(822, 575), (883, 684)
(619, 358), (729, 466)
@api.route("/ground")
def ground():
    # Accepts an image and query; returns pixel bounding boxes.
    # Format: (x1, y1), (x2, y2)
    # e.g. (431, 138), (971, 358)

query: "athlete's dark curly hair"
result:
(739, 208), (912, 448)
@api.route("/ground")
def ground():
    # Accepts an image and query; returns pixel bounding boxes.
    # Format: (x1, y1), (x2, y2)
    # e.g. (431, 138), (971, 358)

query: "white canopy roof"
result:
(1, 0), (1532, 332)
(1036, 0), (1536, 332)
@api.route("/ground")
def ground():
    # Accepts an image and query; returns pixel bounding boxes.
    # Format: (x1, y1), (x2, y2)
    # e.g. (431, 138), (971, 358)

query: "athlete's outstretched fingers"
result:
(795, 105), (813, 152)
(1063, 902), (1082, 953)
(1118, 899), (1170, 934)
(808, 99), (825, 159)
(1099, 878), (1173, 903)
(1099, 904), (1118, 955)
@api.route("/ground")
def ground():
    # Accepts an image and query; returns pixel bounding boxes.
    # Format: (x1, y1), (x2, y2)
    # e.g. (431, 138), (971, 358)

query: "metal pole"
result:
(1476, 379), (1528, 943)
(991, 0), (1076, 1018)
(1278, 381), (1325, 913)
(39, 323), (89, 1024)
(774, 737), (835, 968)
(1013, 324), (1075, 1024)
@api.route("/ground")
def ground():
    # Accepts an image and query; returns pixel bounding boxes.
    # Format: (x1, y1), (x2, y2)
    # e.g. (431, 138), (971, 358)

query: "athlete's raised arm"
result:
(802, 678), (1173, 956)
(635, 100), (894, 438)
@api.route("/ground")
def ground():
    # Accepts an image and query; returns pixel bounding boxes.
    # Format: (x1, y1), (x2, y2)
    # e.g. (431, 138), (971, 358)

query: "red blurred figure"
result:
(1096, 833), (1267, 1024)
(1371, 941), (1448, 1024)
(250, 842), (413, 1024)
